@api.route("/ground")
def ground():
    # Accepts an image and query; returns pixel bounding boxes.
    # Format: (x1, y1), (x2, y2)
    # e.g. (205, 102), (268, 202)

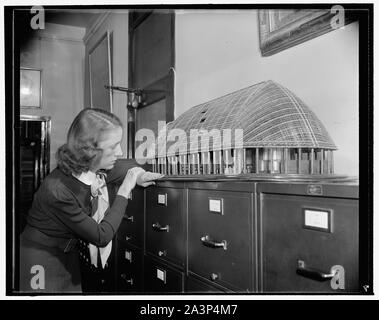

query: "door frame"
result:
(20, 114), (51, 182)
(127, 10), (175, 158)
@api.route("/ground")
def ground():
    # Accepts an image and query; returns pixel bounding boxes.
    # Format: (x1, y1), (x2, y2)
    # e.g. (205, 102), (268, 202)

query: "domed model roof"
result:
(155, 80), (336, 157)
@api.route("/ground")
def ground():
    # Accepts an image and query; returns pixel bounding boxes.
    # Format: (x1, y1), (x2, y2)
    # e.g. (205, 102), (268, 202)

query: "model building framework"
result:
(150, 80), (336, 176)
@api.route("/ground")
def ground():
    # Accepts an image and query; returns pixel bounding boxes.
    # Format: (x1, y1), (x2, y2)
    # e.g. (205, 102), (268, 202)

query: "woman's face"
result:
(95, 127), (123, 170)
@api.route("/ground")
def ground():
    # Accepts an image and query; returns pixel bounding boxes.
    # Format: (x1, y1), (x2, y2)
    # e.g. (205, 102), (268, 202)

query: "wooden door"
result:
(128, 10), (175, 158)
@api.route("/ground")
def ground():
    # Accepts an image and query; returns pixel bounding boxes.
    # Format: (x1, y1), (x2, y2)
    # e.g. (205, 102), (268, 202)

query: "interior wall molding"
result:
(83, 12), (112, 44)
(30, 22), (86, 43)
(31, 35), (85, 44)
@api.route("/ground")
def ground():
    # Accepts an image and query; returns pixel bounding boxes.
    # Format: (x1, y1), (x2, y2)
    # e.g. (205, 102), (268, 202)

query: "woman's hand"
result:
(136, 171), (164, 187)
(117, 167), (145, 199)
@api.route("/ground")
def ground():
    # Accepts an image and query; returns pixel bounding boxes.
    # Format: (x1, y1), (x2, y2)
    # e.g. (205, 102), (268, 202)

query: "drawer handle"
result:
(200, 235), (227, 250)
(158, 250), (167, 257)
(296, 260), (336, 281)
(152, 223), (170, 232)
(121, 274), (134, 286)
(124, 215), (134, 222)
(210, 273), (220, 281)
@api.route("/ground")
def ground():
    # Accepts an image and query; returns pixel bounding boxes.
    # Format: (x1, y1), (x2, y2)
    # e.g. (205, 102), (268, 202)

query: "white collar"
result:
(73, 171), (98, 186)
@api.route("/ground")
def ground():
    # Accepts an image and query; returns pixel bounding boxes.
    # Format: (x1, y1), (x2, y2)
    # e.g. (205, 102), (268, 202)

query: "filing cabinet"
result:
(186, 273), (228, 293)
(258, 182), (360, 293)
(144, 255), (184, 293)
(145, 185), (185, 267)
(116, 241), (143, 292)
(117, 186), (144, 247)
(187, 185), (254, 292)
(115, 187), (145, 293)
(112, 178), (362, 294)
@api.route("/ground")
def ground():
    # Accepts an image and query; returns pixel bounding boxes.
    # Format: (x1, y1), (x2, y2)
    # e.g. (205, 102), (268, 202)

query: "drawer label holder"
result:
(209, 198), (224, 214)
(125, 250), (132, 262)
(303, 208), (332, 233)
(307, 184), (323, 196)
(156, 268), (167, 284)
(158, 193), (167, 206)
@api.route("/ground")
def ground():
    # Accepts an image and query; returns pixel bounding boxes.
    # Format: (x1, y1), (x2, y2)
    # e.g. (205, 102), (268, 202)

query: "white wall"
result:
(20, 23), (85, 169)
(175, 10), (359, 176)
(84, 12), (129, 156)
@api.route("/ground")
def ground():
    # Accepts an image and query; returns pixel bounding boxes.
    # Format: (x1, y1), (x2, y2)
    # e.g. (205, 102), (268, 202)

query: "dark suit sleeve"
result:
(105, 158), (151, 185)
(46, 184), (128, 247)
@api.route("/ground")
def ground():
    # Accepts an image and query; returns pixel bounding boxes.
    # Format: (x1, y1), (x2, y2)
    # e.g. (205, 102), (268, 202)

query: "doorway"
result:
(19, 115), (51, 233)
(128, 10), (175, 158)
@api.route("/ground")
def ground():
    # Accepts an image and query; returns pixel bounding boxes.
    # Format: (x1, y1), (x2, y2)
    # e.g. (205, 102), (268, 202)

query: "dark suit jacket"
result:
(26, 158), (142, 246)
(20, 159), (146, 293)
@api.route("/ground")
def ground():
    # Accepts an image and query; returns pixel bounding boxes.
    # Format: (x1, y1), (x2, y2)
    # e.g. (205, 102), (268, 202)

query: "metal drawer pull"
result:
(200, 235), (227, 250)
(120, 274), (134, 286)
(296, 260), (336, 281)
(124, 214), (134, 222)
(210, 273), (219, 281)
(158, 250), (167, 257)
(152, 223), (170, 232)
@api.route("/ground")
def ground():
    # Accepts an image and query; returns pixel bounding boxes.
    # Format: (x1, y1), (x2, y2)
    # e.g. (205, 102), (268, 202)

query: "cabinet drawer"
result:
(188, 189), (253, 292)
(117, 187), (144, 247)
(146, 187), (184, 266)
(186, 273), (228, 293)
(260, 193), (359, 293)
(116, 242), (143, 292)
(144, 255), (184, 293)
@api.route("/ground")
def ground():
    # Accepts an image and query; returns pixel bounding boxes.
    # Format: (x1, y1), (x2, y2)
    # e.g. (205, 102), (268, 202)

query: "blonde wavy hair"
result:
(56, 108), (123, 175)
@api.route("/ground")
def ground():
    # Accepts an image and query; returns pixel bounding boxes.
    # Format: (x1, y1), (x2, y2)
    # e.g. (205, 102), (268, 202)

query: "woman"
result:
(19, 108), (162, 293)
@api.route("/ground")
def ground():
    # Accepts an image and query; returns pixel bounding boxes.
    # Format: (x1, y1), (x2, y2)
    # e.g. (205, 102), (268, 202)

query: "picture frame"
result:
(258, 9), (356, 57)
(20, 68), (42, 108)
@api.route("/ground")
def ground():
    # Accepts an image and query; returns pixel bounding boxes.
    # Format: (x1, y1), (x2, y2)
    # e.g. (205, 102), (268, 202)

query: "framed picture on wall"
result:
(258, 9), (356, 56)
(20, 68), (42, 108)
